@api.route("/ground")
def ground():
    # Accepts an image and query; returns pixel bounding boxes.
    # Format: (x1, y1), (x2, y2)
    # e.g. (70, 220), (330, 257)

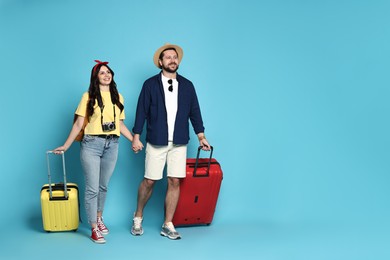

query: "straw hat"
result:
(153, 43), (184, 68)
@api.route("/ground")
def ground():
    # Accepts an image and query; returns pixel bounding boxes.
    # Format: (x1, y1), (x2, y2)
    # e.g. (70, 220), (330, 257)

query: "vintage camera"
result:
(102, 121), (116, 132)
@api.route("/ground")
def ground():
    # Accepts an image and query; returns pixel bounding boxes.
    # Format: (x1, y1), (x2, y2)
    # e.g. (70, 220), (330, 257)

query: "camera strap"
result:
(100, 104), (116, 126)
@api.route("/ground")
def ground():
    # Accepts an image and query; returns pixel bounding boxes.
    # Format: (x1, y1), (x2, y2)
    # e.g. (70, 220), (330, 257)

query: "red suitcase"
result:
(172, 146), (223, 226)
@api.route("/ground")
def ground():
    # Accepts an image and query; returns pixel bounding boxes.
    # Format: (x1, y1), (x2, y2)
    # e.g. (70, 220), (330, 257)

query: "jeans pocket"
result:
(82, 134), (95, 143)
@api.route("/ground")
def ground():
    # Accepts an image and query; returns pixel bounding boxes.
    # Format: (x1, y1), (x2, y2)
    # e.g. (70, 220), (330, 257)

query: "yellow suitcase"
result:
(41, 151), (79, 232)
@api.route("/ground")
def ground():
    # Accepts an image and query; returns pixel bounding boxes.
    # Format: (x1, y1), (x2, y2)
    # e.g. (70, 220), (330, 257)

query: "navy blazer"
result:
(132, 72), (205, 145)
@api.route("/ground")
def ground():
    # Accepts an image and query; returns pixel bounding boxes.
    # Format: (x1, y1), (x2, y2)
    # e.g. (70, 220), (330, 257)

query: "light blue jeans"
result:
(80, 135), (119, 225)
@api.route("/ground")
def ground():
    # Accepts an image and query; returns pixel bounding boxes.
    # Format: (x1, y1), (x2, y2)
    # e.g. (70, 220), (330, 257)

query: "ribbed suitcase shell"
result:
(172, 147), (223, 226)
(41, 183), (79, 232)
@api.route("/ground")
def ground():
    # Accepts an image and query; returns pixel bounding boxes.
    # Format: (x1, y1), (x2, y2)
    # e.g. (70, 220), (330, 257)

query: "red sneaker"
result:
(91, 228), (106, 244)
(97, 218), (109, 235)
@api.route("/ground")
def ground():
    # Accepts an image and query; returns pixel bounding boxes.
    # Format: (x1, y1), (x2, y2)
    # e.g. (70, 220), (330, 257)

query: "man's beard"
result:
(162, 63), (179, 73)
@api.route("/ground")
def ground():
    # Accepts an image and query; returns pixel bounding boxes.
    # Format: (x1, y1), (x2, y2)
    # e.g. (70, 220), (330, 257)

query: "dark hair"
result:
(87, 63), (124, 118)
(159, 48), (179, 61)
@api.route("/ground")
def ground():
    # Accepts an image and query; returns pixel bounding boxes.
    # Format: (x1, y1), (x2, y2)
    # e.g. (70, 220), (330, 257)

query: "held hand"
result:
(132, 139), (144, 153)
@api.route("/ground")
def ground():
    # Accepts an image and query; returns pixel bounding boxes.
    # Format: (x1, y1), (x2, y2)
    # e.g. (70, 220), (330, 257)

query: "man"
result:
(131, 43), (210, 240)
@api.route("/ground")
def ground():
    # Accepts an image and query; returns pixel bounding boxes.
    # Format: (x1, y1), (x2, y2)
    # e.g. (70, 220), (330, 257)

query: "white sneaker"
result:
(160, 222), (181, 240)
(131, 215), (144, 236)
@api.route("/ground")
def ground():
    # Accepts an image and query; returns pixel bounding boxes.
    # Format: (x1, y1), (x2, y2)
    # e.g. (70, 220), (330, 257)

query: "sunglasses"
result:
(168, 79), (173, 92)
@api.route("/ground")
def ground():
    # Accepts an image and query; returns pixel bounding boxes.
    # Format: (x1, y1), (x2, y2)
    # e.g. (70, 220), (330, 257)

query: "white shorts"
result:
(145, 142), (187, 180)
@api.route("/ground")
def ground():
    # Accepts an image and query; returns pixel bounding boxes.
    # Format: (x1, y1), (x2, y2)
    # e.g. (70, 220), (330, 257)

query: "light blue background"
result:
(1, 0), (390, 259)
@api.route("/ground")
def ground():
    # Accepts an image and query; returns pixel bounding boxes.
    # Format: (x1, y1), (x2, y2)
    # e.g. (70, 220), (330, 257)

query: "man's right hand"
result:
(132, 134), (144, 153)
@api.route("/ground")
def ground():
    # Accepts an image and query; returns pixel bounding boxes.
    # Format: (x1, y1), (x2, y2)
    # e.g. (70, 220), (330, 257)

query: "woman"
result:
(54, 60), (134, 244)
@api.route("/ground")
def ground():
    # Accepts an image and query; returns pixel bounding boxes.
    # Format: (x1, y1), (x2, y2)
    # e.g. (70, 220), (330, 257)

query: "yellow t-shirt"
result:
(75, 91), (125, 136)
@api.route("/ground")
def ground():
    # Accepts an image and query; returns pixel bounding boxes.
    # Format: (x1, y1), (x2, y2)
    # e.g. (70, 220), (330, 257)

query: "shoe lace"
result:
(97, 219), (107, 230)
(165, 222), (177, 232)
(93, 228), (104, 239)
(133, 217), (142, 229)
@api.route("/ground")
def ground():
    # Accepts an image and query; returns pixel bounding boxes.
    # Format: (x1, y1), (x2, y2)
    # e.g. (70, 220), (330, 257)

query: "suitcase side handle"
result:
(193, 146), (214, 177)
(46, 151), (68, 199)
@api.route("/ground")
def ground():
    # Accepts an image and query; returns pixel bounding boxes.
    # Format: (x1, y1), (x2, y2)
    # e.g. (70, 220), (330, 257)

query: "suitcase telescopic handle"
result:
(46, 151), (68, 199)
(193, 146), (214, 177)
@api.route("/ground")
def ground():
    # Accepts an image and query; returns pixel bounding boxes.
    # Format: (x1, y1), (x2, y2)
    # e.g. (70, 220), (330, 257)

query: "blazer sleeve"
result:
(132, 82), (150, 135)
(189, 85), (205, 134)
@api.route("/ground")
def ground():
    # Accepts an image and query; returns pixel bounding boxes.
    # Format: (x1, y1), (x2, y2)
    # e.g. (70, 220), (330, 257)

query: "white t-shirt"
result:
(161, 74), (178, 141)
